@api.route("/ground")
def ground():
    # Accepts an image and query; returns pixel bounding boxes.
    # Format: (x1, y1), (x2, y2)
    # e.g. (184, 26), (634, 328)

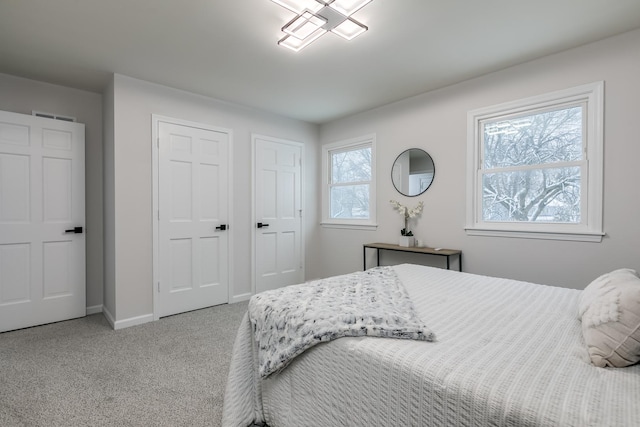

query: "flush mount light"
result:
(331, 17), (367, 40)
(278, 28), (327, 51)
(271, 0), (324, 14)
(326, 0), (372, 16)
(283, 11), (327, 39)
(270, 0), (372, 52)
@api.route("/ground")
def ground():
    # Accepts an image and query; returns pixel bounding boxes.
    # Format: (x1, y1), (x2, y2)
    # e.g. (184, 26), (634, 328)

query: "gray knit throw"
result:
(249, 266), (435, 378)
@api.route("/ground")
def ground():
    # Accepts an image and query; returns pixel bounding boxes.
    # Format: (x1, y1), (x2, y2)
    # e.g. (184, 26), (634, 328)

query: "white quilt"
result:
(222, 264), (640, 427)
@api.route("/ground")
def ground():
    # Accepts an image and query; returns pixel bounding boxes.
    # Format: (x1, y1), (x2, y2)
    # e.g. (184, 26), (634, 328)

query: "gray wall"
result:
(318, 29), (640, 289)
(107, 74), (320, 324)
(0, 73), (104, 310)
(102, 76), (116, 318)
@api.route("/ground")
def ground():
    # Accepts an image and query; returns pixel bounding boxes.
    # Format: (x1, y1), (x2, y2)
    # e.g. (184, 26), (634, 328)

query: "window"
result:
(322, 134), (376, 229)
(466, 82), (604, 241)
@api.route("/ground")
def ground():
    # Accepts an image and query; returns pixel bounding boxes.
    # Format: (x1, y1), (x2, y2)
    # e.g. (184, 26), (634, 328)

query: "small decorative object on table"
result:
(390, 200), (424, 247)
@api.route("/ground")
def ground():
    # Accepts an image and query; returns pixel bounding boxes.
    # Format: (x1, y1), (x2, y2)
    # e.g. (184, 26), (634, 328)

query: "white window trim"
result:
(321, 134), (377, 230)
(465, 82), (604, 242)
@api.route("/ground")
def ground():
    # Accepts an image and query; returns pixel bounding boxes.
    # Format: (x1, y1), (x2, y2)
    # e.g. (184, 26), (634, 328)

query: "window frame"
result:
(321, 134), (377, 230)
(465, 82), (604, 242)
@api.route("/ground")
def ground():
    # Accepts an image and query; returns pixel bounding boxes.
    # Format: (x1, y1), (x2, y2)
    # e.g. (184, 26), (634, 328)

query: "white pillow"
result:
(579, 268), (640, 368)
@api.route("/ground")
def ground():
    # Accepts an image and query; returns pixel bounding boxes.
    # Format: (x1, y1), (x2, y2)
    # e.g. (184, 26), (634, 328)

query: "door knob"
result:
(257, 222), (269, 228)
(64, 226), (83, 234)
(215, 224), (227, 231)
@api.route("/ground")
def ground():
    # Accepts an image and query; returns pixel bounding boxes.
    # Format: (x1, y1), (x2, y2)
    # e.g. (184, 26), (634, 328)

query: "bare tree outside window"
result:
(330, 146), (371, 219)
(481, 105), (583, 223)
(467, 82), (603, 241)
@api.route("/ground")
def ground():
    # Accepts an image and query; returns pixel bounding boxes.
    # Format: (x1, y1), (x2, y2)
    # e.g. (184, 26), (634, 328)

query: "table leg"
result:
(363, 246), (366, 271)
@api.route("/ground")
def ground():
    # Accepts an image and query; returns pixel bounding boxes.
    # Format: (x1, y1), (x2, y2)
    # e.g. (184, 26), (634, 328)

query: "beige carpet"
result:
(0, 301), (248, 427)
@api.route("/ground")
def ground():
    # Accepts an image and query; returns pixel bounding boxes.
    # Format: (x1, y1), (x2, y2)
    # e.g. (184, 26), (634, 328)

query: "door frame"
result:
(251, 134), (305, 296)
(152, 115), (234, 321)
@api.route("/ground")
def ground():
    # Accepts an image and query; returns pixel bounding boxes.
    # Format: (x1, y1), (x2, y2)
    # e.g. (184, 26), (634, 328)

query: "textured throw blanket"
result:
(248, 266), (435, 378)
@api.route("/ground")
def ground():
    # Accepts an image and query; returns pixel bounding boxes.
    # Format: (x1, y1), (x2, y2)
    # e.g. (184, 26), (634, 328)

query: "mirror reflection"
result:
(391, 148), (435, 197)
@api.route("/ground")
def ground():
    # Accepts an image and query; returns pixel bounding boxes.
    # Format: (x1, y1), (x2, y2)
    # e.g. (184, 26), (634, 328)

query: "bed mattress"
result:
(222, 264), (640, 427)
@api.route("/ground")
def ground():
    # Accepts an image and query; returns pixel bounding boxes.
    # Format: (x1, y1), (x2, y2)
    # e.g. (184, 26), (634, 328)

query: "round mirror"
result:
(391, 148), (435, 197)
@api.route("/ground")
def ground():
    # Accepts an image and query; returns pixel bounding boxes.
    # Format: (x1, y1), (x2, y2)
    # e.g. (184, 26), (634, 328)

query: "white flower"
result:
(408, 201), (424, 218)
(390, 200), (424, 236)
(390, 200), (423, 218)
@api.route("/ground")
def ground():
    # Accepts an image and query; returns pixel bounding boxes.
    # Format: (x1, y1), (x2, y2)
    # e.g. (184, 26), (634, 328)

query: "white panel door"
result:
(158, 121), (229, 317)
(0, 110), (85, 333)
(254, 136), (303, 293)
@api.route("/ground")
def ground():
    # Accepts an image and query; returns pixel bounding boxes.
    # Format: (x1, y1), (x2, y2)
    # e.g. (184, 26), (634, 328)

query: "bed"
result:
(222, 264), (640, 427)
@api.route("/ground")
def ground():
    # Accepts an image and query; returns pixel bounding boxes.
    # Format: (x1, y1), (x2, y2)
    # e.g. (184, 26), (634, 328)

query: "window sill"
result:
(465, 227), (604, 242)
(321, 222), (378, 231)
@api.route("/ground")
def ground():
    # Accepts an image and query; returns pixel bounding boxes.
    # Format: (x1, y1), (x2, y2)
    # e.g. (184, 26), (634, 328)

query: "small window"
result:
(322, 134), (376, 229)
(466, 82), (604, 242)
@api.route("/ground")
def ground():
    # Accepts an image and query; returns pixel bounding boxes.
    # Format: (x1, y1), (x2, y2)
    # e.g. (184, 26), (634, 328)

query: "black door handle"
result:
(65, 226), (83, 234)
(215, 224), (227, 231)
(257, 222), (269, 228)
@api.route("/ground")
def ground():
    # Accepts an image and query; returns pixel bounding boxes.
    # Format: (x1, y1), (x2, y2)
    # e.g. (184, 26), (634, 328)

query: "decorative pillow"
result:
(579, 268), (640, 368)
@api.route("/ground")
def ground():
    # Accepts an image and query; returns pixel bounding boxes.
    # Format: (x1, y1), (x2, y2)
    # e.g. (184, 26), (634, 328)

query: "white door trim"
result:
(251, 134), (305, 296)
(152, 115), (234, 321)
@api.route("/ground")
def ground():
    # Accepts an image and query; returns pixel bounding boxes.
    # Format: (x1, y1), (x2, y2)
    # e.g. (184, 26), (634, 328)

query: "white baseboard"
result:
(86, 305), (103, 315)
(231, 293), (252, 303)
(113, 313), (154, 330)
(101, 306), (153, 330)
(102, 306), (116, 329)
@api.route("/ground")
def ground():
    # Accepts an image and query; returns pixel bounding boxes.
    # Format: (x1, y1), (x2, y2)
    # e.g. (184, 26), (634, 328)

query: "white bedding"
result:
(222, 264), (640, 427)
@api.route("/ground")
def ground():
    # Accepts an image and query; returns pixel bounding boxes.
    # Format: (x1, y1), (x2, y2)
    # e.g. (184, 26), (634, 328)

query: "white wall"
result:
(318, 29), (640, 289)
(107, 74), (320, 324)
(0, 73), (104, 310)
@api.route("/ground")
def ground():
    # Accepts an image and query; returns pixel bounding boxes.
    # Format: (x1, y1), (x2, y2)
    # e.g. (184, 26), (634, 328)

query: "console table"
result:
(363, 242), (462, 271)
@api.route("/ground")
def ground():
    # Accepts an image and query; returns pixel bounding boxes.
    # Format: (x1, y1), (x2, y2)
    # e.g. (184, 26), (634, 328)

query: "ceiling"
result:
(1, 1), (639, 124)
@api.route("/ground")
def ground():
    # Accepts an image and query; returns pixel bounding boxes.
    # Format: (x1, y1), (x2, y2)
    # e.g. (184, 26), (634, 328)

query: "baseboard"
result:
(102, 306), (116, 329)
(86, 305), (103, 315)
(112, 313), (154, 330)
(101, 306), (153, 330)
(231, 293), (252, 303)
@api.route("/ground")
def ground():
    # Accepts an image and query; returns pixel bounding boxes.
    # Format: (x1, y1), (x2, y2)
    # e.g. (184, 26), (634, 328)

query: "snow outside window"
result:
(322, 134), (377, 230)
(466, 82), (604, 242)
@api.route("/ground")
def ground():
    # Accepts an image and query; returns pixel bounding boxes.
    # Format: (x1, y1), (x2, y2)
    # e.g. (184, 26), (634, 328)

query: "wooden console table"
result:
(363, 242), (462, 271)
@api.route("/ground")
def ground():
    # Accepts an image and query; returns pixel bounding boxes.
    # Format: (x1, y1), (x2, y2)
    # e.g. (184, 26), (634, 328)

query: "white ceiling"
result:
(1, 0), (639, 124)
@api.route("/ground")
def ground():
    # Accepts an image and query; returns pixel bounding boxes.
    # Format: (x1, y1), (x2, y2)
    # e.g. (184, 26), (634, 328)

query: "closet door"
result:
(157, 120), (229, 317)
(0, 110), (85, 333)
(253, 135), (304, 294)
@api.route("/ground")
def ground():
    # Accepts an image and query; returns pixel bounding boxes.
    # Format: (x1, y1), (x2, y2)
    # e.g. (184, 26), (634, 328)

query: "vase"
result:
(399, 236), (415, 247)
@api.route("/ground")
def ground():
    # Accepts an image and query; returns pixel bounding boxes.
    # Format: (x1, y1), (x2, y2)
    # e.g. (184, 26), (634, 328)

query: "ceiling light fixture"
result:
(270, 0), (372, 52)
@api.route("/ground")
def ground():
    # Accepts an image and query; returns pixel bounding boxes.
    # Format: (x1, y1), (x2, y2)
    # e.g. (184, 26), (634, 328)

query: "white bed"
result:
(222, 264), (640, 427)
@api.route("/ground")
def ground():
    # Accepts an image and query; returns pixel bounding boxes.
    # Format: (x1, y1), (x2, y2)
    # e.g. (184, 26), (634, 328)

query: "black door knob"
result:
(257, 222), (269, 228)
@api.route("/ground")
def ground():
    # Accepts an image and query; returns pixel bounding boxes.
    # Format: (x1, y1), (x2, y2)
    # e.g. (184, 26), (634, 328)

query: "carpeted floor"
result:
(0, 301), (248, 427)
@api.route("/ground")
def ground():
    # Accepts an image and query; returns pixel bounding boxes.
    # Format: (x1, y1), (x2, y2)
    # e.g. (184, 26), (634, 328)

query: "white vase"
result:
(399, 236), (415, 247)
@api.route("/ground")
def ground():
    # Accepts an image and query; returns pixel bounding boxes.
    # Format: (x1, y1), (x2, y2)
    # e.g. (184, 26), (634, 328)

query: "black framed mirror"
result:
(391, 148), (435, 197)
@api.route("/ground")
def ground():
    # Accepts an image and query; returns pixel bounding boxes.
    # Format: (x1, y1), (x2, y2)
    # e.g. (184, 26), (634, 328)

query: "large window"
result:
(466, 82), (604, 241)
(322, 134), (376, 229)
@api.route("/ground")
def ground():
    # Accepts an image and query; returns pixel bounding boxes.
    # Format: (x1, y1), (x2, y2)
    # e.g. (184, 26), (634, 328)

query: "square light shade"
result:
(270, 0), (324, 14)
(270, 0), (372, 51)
(331, 17), (367, 40)
(328, 0), (372, 16)
(278, 27), (327, 52)
(283, 11), (327, 40)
